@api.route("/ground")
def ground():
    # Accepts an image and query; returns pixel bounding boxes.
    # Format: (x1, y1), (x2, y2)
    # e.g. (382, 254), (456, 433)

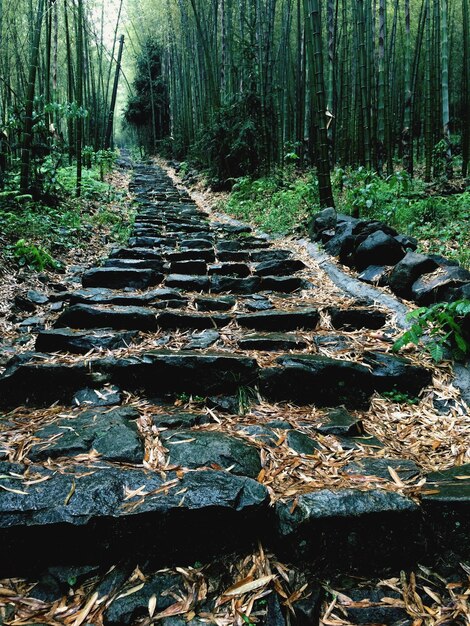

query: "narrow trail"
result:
(0, 161), (468, 625)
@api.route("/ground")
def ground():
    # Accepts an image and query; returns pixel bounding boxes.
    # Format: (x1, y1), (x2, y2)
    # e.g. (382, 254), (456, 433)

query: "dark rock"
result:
(260, 355), (374, 408)
(250, 250), (292, 263)
(354, 231), (405, 271)
(30, 565), (100, 602)
(363, 351), (432, 396)
(82, 268), (163, 290)
(237, 424), (279, 446)
(427, 254), (459, 267)
(72, 386), (122, 407)
(211, 276), (261, 294)
(55, 304), (157, 331)
(170, 260), (207, 275)
(165, 274), (211, 292)
(313, 334), (353, 353)
(218, 251), (250, 262)
(70, 287), (185, 307)
(395, 234), (418, 251)
(95, 565), (131, 598)
(357, 265), (391, 286)
(237, 309), (319, 332)
(344, 457), (420, 481)
(286, 431), (320, 454)
(14, 294), (37, 312)
(166, 249), (216, 263)
(185, 330), (220, 350)
(341, 587), (409, 625)
(293, 585), (323, 626)
(275, 488), (420, 570)
(328, 307), (387, 330)
(323, 221), (358, 257)
(209, 263), (251, 277)
(411, 266), (470, 305)
(389, 252), (439, 298)
(194, 296), (236, 311)
(261, 276), (306, 292)
(103, 572), (182, 626)
(28, 406), (143, 464)
(238, 333), (308, 351)
(162, 430), (261, 477)
(36, 328), (139, 354)
(309, 207), (337, 241)
(216, 223), (252, 235)
(109, 247), (164, 260)
(103, 258), (164, 272)
(156, 312), (231, 330)
(151, 412), (210, 429)
(255, 259), (306, 276)
(335, 434), (384, 449)
(181, 238), (213, 250)
(316, 407), (363, 436)
(245, 297), (274, 312)
(207, 395), (241, 414)
(18, 315), (45, 331)
(129, 236), (175, 248)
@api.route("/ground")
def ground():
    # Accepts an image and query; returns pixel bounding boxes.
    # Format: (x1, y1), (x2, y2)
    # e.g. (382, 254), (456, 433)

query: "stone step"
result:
(166, 249), (216, 263)
(0, 350), (258, 407)
(254, 259), (307, 276)
(55, 304), (157, 331)
(238, 332), (308, 351)
(236, 308), (319, 331)
(103, 258), (165, 272)
(169, 260), (207, 275)
(109, 247), (164, 260)
(69, 287), (185, 307)
(128, 236), (176, 248)
(165, 274), (211, 291)
(82, 268), (163, 290)
(35, 328), (139, 354)
(328, 307), (387, 330)
(208, 262), (251, 277)
(156, 311), (232, 330)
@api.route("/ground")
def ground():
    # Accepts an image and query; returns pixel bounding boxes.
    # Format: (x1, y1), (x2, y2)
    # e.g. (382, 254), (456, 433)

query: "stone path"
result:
(0, 163), (469, 624)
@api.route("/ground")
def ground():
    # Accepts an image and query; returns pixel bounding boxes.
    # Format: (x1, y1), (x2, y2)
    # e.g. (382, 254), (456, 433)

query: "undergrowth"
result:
(221, 165), (470, 267)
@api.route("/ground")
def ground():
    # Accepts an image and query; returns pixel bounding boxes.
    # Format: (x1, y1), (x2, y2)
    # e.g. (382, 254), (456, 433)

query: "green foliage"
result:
(380, 390), (420, 405)
(223, 171), (318, 234)
(393, 300), (470, 362)
(12, 238), (61, 271)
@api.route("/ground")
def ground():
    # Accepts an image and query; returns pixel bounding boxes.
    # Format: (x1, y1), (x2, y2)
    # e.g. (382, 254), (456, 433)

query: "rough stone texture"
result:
(0, 463), (269, 574)
(103, 258), (164, 272)
(109, 247), (164, 260)
(210, 276), (261, 294)
(237, 309), (319, 332)
(36, 328), (139, 354)
(208, 263), (251, 277)
(357, 265), (391, 286)
(165, 274), (211, 292)
(411, 266), (470, 305)
(72, 386), (122, 407)
(260, 276), (306, 292)
(328, 307), (387, 330)
(344, 457), (420, 481)
(166, 249), (216, 263)
(354, 231), (405, 271)
(70, 287), (185, 307)
(194, 296), (236, 311)
(156, 311), (231, 330)
(363, 351), (432, 396)
(260, 354), (374, 408)
(161, 430), (261, 478)
(170, 260), (207, 275)
(55, 304), (157, 331)
(254, 259), (306, 276)
(275, 489), (420, 571)
(388, 252), (439, 298)
(184, 330), (220, 350)
(250, 250), (292, 263)
(151, 412), (210, 429)
(309, 207), (337, 241)
(238, 333), (308, 351)
(28, 406), (143, 463)
(82, 267), (162, 289)
(315, 407), (363, 436)
(286, 431), (320, 455)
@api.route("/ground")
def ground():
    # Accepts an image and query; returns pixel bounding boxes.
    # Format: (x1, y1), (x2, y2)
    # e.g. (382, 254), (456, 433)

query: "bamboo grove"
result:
(0, 0), (126, 196)
(124, 0), (470, 206)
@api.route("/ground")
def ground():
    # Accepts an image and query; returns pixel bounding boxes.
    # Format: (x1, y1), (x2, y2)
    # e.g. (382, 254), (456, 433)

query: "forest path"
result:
(0, 162), (468, 625)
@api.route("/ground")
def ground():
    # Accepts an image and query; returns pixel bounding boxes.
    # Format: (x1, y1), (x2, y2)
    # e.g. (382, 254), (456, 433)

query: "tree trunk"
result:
(104, 34), (125, 149)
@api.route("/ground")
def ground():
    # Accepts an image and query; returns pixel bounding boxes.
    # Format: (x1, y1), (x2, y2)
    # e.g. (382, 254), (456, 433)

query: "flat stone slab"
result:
(103, 258), (164, 271)
(238, 332), (308, 351)
(362, 351), (432, 396)
(70, 288), (184, 307)
(344, 457), (420, 481)
(28, 406), (143, 463)
(156, 311), (231, 330)
(237, 308), (319, 331)
(217, 251), (250, 262)
(161, 430), (261, 477)
(250, 250), (292, 263)
(275, 488), (420, 570)
(82, 268), (163, 290)
(260, 354), (373, 408)
(260, 276), (306, 292)
(194, 296), (236, 311)
(0, 350), (259, 407)
(165, 274), (211, 291)
(128, 236), (175, 248)
(254, 259), (306, 276)
(210, 276), (261, 294)
(109, 247), (164, 260)
(0, 463), (268, 573)
(184, 330), (220, 350)
(169, 260), (207, 275)
(36, 328), (139, 354)
(328, 307), (387, 330)
(315, 407), (363, 436)
(208, 263), (251, 277)
(55, 304), (157, 331)
(166, 249), (216, 263)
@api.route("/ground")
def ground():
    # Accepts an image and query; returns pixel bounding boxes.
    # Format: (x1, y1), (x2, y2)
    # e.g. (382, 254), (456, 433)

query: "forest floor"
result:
(0, 159), (468, 625)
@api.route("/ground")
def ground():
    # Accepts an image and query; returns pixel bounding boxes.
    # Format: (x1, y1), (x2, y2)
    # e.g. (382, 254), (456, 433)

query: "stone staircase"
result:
(0, 163), (468, 624)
